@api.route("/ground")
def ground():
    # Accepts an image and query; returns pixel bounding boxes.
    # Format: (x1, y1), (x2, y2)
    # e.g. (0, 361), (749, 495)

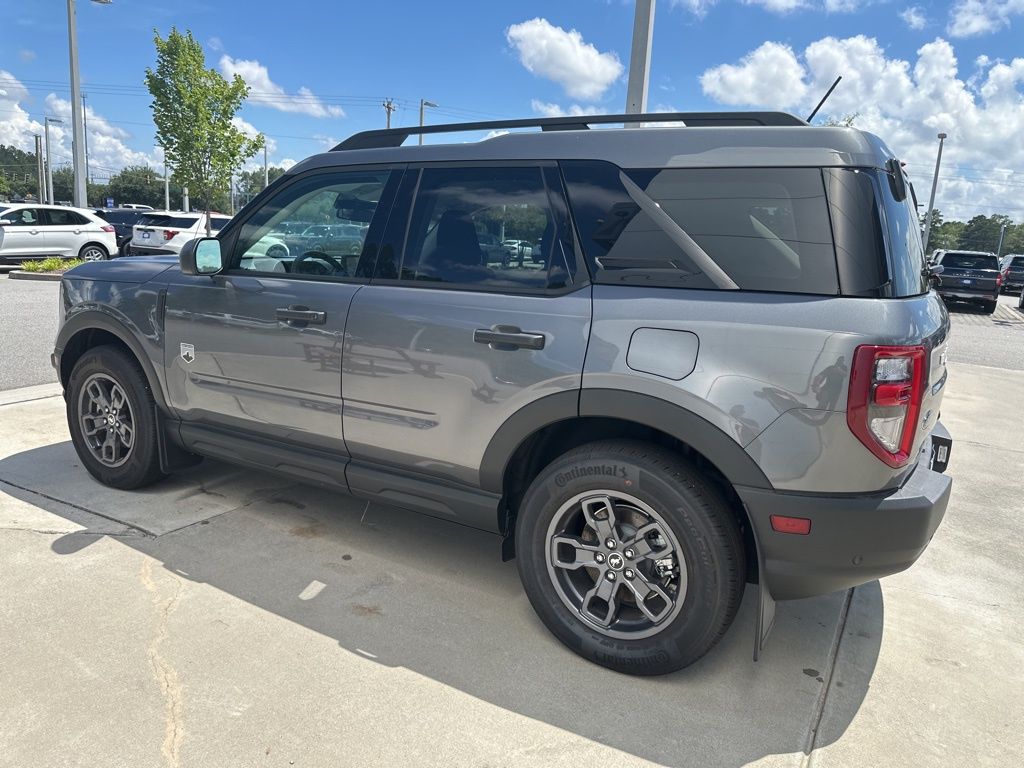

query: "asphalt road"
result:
(0, 275), (60, 390)
(943, 292), (1024, 370)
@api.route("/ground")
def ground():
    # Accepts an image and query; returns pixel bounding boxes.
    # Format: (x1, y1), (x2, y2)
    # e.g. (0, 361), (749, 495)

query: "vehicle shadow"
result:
(1, 442), (883, 767)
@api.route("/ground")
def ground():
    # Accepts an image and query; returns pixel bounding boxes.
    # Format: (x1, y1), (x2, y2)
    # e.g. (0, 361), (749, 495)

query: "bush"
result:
(21, 257), (84, 273)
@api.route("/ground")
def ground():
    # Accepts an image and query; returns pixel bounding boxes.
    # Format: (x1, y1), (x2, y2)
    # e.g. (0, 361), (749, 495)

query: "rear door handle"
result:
(276, 306), (327, 326)
(473, 325), (546, 351)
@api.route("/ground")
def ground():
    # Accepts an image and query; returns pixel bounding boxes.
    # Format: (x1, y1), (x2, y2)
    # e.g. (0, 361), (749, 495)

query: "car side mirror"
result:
(927, 263), (943, 288)
(180, 237), (224, 276)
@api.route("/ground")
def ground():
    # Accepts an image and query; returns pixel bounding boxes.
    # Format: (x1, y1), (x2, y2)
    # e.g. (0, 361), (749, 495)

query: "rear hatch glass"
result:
(943, 253), (999, 270)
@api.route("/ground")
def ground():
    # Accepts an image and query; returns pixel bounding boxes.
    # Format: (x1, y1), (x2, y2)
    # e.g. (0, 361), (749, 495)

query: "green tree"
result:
(235, 166), (287, 205)
(0, 144), (41, 199)
(108, 164), (177, 209)
(957, 214), (1012, 253)
(0, 171), (10, 200)
(145, 27), (262, 232)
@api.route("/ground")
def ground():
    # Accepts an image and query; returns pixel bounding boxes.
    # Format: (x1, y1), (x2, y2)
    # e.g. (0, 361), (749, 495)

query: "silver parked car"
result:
(52, 112), (952, 675)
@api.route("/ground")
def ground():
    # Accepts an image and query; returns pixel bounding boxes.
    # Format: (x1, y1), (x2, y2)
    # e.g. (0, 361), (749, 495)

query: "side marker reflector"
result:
(770, 515), (812, 535)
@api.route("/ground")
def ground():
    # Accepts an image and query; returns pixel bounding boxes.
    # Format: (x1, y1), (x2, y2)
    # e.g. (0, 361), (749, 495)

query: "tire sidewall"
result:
(516, 445), (742, 675)
(79, 244), (108, 262)
(67, 347), (161, 489)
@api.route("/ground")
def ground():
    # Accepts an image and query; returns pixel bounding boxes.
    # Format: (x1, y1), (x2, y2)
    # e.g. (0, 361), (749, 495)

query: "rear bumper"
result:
(937, 288), (997, 302)
(739, 423), (952, 600)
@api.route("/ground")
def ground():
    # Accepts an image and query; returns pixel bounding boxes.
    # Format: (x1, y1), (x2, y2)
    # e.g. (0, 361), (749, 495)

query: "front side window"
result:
(398, 166), (574, 291)
(232, 170), (390, 278)
(0, 208), (40, 226)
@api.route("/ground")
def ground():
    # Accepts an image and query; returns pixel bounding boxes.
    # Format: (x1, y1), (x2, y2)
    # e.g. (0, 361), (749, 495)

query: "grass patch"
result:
(20, 257), (85, 273)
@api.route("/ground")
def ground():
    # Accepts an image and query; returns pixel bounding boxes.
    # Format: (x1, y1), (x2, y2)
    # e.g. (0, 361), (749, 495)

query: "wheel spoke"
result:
(623, 571), (674, 623)
(581, 495), (618, 541)
(117, 421), (134, 448)
(581, 575), (619, 628)
(550, 535), (601, 570)
(622, 522), (672, 562)
(110, 386), (127, 413)
(86, 380), (110, 411)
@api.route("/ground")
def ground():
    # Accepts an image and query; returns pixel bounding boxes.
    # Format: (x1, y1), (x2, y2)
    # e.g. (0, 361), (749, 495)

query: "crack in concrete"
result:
(0, 526), (144, 537)
(140, 558), (185, 768)
(0, 479), (156, 537)
(801, 587), (854, 767)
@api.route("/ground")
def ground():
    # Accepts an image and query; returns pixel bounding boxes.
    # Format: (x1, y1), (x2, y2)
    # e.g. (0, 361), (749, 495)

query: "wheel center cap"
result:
(607, 552), (624, 571)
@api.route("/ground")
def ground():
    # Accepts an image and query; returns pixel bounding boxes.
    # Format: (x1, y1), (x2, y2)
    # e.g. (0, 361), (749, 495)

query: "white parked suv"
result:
(128, 211), (232, 256)
(0, 204), (117, 263)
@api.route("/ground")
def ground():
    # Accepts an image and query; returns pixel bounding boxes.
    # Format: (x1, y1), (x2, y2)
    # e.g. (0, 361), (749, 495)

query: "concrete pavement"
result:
(0, 362), (1021, 767)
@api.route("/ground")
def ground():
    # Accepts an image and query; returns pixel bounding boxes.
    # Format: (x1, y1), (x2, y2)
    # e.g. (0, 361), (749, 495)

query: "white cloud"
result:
(219, 55), (344, 118)
(948, 0), (1024, 37)
(207, 36), (223, 52)
(0, 71), (42, 152)
(669, 0), (720, 16)
(530, 99), (601, 117)
(230, 116), (277, 155)
(278, 158), (297, 170)
(824, 0), (859, 10)
(700, 41), (810, 108)
(700, 35), (1024, 220)
(506, 18), (623, 101)
(43, 94), (157, 175)
(900, 6), (928, 29)
(18, 49), (36, 62)
(742, 0), (812, 12)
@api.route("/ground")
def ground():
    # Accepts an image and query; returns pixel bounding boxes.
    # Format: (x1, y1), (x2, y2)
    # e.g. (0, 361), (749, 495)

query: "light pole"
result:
(34, 135), (45, 203)
(922, 132), (947, 254)
(419, 99), (438, 145)
(625, 0), (656, 116)
(67, 0), (113, 207)
(44, 117), (64, 204)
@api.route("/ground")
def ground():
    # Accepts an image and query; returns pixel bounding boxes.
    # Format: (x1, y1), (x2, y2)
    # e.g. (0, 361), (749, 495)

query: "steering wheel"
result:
(293, 250), (347, 276)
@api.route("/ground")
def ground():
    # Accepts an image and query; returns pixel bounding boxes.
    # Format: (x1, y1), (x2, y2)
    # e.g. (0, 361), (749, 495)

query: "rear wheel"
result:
(67, 345), (165, 489)
(983, 300), (997, 314)
(79, 243), (108, 262)
(516, 440), (745, 675)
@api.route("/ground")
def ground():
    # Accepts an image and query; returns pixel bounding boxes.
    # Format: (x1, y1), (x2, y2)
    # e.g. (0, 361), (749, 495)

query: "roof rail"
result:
(331, 111), (807, 151)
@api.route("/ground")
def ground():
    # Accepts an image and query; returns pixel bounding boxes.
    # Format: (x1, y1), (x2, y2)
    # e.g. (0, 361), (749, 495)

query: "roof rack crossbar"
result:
(331, 111), (807, 151)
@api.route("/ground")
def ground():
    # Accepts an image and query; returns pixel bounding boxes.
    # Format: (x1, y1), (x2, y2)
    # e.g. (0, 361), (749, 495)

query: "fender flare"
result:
(479, 388), (773, 494)
(55, 309), (169, 410)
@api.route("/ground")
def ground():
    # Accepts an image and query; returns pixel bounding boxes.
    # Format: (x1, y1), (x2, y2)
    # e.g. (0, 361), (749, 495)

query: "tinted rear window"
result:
(210, 217), (230, 231)
(97, 211), (141, 225)
(138, 214), (200, 227)
(943, 252), (998, 270)
(1007, 257), (1024, 268)
(562, 161), (838, 294)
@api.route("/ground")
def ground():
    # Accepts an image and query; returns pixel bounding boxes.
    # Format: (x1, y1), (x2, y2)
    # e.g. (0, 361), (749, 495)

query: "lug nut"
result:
(624, 568), (635, 579)
(605, 571), (616, 581)
(595, 553), (605, 564)
(624, 548), (635, 559)
(605, 538), (616, 549)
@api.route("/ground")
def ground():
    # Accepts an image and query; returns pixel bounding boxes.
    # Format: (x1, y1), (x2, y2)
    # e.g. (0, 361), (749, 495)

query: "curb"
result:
(0, 382), (63, 407)
(7, 270), (64, 282)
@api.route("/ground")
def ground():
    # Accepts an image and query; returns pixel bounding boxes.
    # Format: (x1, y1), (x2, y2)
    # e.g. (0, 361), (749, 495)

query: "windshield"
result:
(943, 252), (998, 270)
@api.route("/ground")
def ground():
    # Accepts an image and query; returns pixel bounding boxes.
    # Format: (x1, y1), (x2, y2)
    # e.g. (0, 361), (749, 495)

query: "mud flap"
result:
(749, 508), (776, 661)
(155, 406), (202, 473)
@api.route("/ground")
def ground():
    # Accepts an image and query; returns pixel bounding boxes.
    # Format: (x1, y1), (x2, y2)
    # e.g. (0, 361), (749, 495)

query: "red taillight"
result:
(770, 515), (811, 535)
(101, 225), (115, 233)
(996, 272), (1004, 287)
(163, 229), (179, 240)
(847, 345), (926, 467)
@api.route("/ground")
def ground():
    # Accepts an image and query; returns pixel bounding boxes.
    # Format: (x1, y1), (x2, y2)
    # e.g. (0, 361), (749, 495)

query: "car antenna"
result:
(806, 76), (842, 123)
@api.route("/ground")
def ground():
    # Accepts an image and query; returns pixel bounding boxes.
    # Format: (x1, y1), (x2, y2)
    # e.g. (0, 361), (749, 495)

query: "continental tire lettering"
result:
(554, 464), (630, 488)
(594, 650), (670, 667)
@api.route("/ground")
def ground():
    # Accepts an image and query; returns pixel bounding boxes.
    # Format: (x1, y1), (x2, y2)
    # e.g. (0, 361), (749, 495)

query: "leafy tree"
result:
(0, 144), (42, 199)
(0, 172), (10, 199)
(145, 27), (263, 232)
(929, 218), (965, 252)
(957, 214), (1012, 253)
(821, 113), (859, 127)
(235, 166), (287, 206)
(107, 164), (177, 209)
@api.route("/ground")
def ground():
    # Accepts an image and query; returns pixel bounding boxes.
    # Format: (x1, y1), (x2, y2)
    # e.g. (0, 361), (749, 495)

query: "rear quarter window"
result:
(942, 252), (999, 270)
(562, 161), (839, 295)
(138, 214), (201, 227)
(210, 217), (231, 231)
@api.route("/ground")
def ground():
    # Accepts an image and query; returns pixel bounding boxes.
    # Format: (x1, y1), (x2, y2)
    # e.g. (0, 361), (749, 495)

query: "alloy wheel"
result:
(78, 373), (135, 467)
(545, 490), (687, 640)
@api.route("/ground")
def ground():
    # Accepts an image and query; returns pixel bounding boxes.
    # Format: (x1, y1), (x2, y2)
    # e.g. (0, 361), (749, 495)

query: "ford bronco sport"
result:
(53, 112), (953, 675)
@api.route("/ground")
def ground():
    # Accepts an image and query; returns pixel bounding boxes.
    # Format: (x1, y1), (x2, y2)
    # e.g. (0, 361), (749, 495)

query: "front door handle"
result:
(276, 306), (326, 326)
(473, 325), (546, 351)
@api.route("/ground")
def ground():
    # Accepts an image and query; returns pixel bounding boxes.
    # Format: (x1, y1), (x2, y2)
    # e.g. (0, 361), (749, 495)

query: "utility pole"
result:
(182, 186), (189, 212)
(34, 135), (45, 203)
(44, 117), (62, 204)
(383, 98), (396, 129)
(996, 224), (1007, 258)
(163, 157), (170, 211)
(82, 93), (90, 185)
(922, 132), (947, 253)
(419, 99), (438, 145)
(625, 0), (656, 116)
(263, 140), (269, 189)
(67, 0), (87, 206)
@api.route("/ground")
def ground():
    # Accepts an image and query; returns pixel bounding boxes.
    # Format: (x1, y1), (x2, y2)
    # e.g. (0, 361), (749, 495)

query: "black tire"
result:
(66, 345), (165, 489)
(516, 439), (745, 675)
(983, 300), (998, 314)
(79, 242), (109, 262)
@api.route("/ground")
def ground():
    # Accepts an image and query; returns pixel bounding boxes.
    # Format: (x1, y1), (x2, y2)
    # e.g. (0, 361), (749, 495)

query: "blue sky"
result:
(2, 0), (1023, 218)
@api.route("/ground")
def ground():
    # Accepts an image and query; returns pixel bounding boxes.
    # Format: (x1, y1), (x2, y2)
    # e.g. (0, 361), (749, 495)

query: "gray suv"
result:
(52, 112), (953, 675)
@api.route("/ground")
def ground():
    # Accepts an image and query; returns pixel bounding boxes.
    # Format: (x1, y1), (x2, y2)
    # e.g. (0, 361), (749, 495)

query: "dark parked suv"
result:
(93, 208), (146, 256)
(932, 249), (1002, 313)
(52, 112), (953, 674)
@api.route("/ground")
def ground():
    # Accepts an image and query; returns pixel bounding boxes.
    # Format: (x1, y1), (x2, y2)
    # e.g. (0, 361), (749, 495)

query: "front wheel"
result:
(66, 345), (165, 489)
(516, 440), (746, 675)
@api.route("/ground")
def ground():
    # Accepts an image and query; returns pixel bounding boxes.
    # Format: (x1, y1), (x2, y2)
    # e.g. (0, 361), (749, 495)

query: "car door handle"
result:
(29, 229), (39, 235)
(473, 325), (546, 351)
(276, 306), (327, 326)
